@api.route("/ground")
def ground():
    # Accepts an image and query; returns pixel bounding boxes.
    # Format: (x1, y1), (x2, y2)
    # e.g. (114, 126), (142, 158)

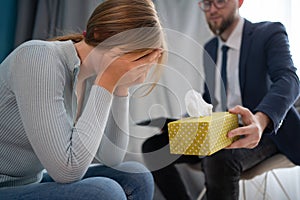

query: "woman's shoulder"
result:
(13, 40), (79, 67)
(7, 40), (77, 75)
(11, 40), (56, 62)
(16, 40), (72, 54)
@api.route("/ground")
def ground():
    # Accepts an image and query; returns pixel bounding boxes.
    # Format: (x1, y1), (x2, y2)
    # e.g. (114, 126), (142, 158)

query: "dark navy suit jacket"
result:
(203, 19), (300, 165)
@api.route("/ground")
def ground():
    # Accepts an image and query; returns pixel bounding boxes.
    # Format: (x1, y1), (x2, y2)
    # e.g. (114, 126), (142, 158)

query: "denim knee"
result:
(78, 177), (127, 200)
(0, 177), (127, 200)
(118, 161), (154, 200)
(120, 161), (154, 185)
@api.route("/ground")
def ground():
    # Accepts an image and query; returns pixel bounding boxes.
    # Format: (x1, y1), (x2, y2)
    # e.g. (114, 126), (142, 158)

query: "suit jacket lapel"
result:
(239, 20), (254, 96)
(205, 21), (254, 108)
(204, 38), (218, 108)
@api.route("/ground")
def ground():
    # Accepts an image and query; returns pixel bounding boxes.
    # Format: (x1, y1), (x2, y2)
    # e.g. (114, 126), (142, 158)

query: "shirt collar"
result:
(219, 17), (244, 51)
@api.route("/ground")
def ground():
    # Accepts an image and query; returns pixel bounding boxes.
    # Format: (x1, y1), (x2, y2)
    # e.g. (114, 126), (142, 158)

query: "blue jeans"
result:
(201, 135), (279, 200)
(0, 161), (154, 200)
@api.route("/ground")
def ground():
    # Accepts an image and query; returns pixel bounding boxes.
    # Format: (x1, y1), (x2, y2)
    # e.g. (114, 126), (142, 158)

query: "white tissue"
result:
(185, 90), (213, 117)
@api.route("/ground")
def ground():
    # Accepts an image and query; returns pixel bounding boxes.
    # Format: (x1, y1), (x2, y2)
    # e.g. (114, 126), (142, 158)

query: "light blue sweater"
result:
(0, 40), (129, 187)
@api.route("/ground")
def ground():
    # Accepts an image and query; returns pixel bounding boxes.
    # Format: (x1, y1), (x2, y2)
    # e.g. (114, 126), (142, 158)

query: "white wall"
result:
(240, 0), (300, 76)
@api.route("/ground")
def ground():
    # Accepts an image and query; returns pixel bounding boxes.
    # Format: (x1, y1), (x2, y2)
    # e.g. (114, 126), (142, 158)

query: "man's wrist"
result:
(255, 112), (271, 131)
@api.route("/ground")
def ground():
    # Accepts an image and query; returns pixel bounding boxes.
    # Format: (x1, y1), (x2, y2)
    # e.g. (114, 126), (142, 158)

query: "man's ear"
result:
(238, 0), (244, 8)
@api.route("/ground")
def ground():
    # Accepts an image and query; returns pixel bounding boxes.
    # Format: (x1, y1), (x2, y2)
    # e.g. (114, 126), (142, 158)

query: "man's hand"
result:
(226, 105), (271, 149)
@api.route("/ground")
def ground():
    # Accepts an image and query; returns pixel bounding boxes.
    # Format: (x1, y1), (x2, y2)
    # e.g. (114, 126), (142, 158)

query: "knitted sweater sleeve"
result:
(10, 42), (121, 183)
(95, 95), (129, 166)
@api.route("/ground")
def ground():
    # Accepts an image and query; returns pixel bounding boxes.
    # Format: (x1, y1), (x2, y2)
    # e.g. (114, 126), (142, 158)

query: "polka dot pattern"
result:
(168, 112), (239, 156)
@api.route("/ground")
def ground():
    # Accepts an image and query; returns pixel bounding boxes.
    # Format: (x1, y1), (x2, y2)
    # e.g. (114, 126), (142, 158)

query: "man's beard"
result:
(208, 14), (235, 36)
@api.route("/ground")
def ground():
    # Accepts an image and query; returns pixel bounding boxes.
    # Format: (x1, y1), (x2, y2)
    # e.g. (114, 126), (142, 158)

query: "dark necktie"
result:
(221, 45), (229, 111)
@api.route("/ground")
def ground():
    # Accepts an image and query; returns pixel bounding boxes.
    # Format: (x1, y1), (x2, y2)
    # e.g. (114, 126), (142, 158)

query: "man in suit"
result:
(199, 0), (300, 199)
(142, 0), (300, 199)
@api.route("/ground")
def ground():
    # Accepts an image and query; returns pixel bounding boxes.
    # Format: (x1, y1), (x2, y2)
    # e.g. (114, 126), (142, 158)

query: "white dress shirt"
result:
(214, 17), (244, 112)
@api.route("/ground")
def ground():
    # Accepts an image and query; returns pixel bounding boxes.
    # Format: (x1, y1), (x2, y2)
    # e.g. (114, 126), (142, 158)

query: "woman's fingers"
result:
(133, 49), (155, 61)
(134, 49), (162, 66)
(118, 49), (159, 61)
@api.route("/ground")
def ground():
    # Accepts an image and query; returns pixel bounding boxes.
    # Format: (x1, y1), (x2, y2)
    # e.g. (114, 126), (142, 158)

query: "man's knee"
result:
(142, 132), (169, 153)
(202, 149), (241, 177)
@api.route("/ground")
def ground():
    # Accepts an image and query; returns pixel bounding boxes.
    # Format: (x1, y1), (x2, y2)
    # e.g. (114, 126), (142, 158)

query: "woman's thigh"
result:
(42, 161), (154, 200)
(1, 161), (154, 200)
(0, 177), (126, 200)
(83, 161), (154, 200)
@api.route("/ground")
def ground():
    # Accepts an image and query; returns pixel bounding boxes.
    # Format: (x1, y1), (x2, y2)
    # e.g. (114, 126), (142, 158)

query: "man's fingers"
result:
(226, 136), (258, 149)
(227, 126), (247, 138)
(229, 105), (252, 119)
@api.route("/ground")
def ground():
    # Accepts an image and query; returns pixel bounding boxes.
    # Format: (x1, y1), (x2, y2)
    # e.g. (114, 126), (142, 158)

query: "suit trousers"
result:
(143, 130), (278, 200)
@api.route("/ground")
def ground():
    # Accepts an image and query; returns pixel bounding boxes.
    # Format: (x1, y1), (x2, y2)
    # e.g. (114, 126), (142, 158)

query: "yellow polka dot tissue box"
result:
(167, 112), (239, 156)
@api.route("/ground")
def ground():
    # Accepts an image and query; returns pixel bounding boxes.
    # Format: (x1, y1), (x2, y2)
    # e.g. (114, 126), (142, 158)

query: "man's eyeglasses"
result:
(198, 0), (228, 12)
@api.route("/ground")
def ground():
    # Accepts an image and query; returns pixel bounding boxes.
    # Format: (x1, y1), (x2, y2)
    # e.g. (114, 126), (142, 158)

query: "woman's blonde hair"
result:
(52, 0), (167, 95)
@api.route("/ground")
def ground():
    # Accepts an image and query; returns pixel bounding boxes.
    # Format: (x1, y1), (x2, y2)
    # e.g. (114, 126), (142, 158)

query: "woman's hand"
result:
(226, 105), (270, 149)
(95, 49), (162, 95)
